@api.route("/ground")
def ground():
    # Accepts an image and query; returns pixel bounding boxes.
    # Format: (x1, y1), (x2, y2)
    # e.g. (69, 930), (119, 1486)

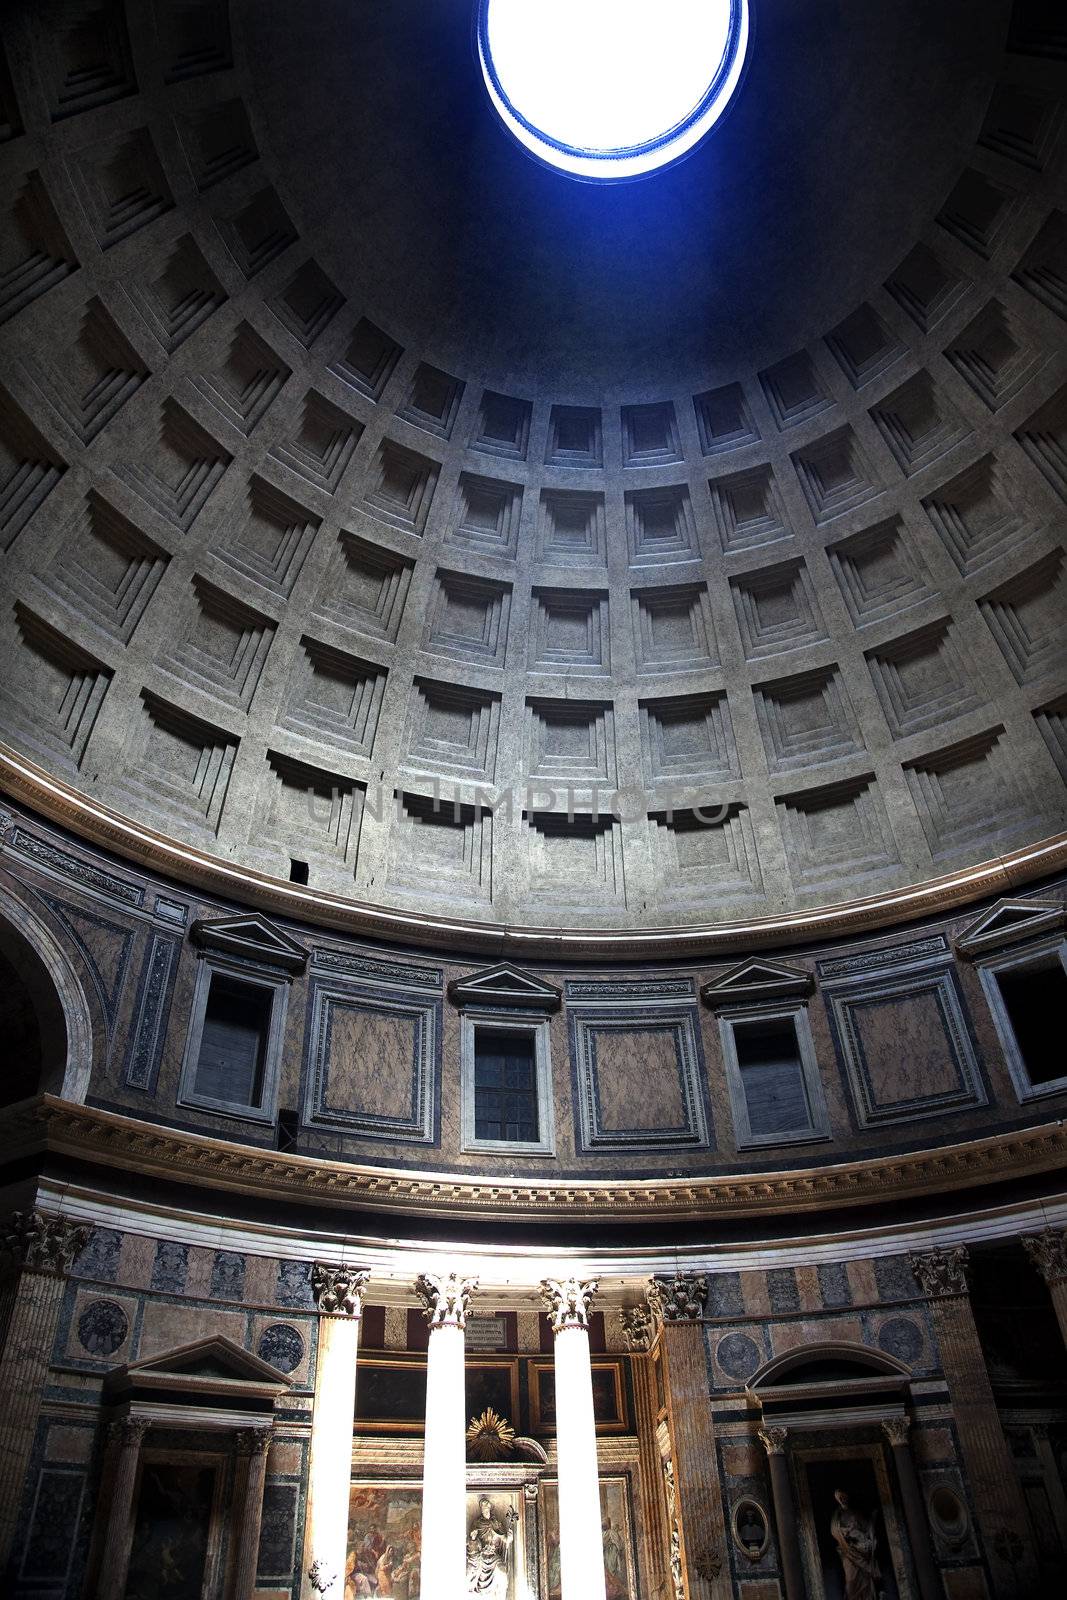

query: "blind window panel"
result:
(474, 1030), (539, 1142)
(194, 976), (271, 1107)
(998, 963), (1067, 1086)
(735, 1019), (811, 1137)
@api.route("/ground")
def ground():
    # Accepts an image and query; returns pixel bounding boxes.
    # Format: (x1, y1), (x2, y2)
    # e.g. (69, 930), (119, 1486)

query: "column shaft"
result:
(631, 1349), (672, 1597)
(304, 1263), (369, 1599)
(233, 1430), (272, 1600)
(421, 1318), (468, 1596)
(1046, 1276), (1067, 1349)
(759, 1432), (806, 1600)
(554, 1323), (607, 1600)
(96, 1419), (149, 1600)
(885, 1433), (942, 1600)
(0, 1210), (88, 1570)
(661, 1319), (731, 1599)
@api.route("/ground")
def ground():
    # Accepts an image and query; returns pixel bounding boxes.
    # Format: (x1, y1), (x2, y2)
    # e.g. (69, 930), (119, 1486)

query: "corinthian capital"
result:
(910, 1245), (969, 1299)
(415, 1270), (478, 1329)
(540, 1276), (598, 1332)
(758, 1426), (788, 1457)
(1022, 1228), (1067, 1286)
(648, 1273), (708, 1322)
(1, 1209), (90, 1276)
(310, 1262), (370, 1317)
(882, 1415), (911, 1447)
(620, 1304), (655, 1351)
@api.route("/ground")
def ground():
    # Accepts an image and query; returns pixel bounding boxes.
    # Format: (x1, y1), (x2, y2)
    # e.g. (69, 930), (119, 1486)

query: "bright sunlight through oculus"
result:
(477, 0), (749, 181)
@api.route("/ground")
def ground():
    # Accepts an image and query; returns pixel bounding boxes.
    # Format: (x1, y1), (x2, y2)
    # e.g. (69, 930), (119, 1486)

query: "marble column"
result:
(541, 1277), (607, 1600)
(233, 1426), (273, 1600)
(96, 1416), (150, 1600)
(881, 1416), (942, 1600)
(304, 1262), (370, 1599)
(1022, 1228), (1067, 1348)
(650, 1274), (730, 1599)
(0, 1208), (90, 1569)
(416, 1270), (478, 1600)
(758, 1426), (806, 1600)
(910, 1245), (1038, 1597)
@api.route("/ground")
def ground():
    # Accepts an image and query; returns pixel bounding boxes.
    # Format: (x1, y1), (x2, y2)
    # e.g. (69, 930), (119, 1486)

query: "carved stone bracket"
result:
(758, 1426), (789, 1457)
(620, 1304), (655, 1351)
(910, 1244), (969, 1298)
(415, 1270), (478, 1329)
(0, 1209), (90, 1276)
(540, 1276), (598, 1333)
(882, 1415), (911, 1447)
(1022, 1228), (1067, 1286)
(311, 1263), (370, 1317)
(648, 1273), (708, 1322)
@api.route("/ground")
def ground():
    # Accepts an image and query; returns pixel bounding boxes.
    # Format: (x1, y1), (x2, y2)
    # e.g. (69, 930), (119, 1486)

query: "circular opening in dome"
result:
(477, 0), (750, 182)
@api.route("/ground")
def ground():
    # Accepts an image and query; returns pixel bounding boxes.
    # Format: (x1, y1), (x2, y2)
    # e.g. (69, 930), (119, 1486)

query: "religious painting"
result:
(530, 1360), (627, 1432)
(355, 1359), (428, 1432)
(347, 1483), (422, 1597)
(540, 1476), (637, 1600)
(347, 1483), (526, 1598)
(124, 1461), (219, 1600)
(465, 1361), (521, 1435)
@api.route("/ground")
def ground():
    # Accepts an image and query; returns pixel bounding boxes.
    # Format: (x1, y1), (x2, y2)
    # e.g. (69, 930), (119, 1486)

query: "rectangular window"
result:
(193, 975), (271, 1108)
(994, 960), (1067, 1088)
(719, 1003), (829, 1149)
(734, 1018), (811, 1138)
(474, 1029), (539, 1143)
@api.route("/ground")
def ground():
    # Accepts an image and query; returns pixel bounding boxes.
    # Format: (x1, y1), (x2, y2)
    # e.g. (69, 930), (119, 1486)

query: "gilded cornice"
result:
(2, 746), (1066, 961)
(5, 1096), (1067, 1226)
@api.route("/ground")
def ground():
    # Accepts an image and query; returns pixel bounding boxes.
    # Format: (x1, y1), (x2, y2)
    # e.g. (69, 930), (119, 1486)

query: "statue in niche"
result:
(465, 1494), (517, 1595)
(830, 1488), (882, 1600)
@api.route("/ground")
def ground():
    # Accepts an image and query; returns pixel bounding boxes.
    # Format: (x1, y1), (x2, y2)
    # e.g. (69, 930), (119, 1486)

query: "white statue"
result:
(465, 1495), (518, 1596)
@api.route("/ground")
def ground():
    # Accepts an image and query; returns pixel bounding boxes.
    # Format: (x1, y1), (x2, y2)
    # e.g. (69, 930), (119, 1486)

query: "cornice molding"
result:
(5, 1096), (1067, 1227)
(3, 747), (1066, 960)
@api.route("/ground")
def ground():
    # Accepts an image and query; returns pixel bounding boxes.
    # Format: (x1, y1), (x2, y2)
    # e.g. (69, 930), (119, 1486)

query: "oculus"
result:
(477, 0), (749, 181)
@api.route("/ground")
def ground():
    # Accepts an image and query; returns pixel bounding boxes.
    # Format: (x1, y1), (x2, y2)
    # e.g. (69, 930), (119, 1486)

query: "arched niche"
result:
(0, 880), (95, 1104)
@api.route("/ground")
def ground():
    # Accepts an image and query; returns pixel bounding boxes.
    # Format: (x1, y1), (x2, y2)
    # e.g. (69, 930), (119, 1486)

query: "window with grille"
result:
(474, 1029), (539, 1143)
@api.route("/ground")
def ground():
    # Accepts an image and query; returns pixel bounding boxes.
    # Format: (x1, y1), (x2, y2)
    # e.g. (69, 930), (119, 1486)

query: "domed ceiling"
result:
(0, 0), (1065, 940)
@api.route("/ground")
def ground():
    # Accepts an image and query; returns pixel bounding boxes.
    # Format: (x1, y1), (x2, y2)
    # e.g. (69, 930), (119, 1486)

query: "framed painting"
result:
(530, 1360), (627, 1432)
(355, 1358), (428, 1433)
(124, 1454), (224, 1600)
(540, 1476), (637, 1600)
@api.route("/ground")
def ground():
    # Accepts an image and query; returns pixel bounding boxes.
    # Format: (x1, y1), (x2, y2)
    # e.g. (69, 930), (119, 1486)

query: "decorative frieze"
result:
(310, 1263), (370, 1317)
(540, 1277), (598, 1333)
(415, 1270), (478, 1329)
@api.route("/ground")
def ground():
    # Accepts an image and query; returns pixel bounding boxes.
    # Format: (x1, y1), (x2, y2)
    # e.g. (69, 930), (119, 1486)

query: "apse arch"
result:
(0, 881), (95, 1105)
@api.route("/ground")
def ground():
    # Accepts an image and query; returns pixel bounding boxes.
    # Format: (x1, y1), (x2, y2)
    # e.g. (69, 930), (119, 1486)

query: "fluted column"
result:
(882, 1417), (942, 1600)
(1022, 1228), (1067, 1349)
(304, 1262), (370, 1599)
(541, 1277), (607, 1600)
(623, 1306), (672, 1599)
(416, 1269), (477, 1600)
(233, 1427), (273, 1600)
(758, 1427), (806, 1600)
(97, 1416), (150, 1600)
(910, 1246), (1038, 1597)
(0, 1208), (90, 1568)
(650, 1275), (730, 1599)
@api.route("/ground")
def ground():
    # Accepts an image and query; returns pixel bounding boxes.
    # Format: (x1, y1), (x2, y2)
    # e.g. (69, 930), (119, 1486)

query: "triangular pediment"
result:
(123, 1334), (292, 1387)
(701, 957), (813, 1006)
(448, 962), (561, 1011)
(954, 898), (1065, 959)
(191, 913), (308, 972)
